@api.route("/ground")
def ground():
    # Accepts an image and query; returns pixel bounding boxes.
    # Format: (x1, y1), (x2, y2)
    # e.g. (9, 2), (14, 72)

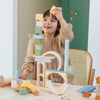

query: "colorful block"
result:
(34, 34), (44, 39)
(66, 65), (74, 73)
(35, 45), (42, 50)
(36, 21), (42, 27)
(83, 92), (91, 97)
(50, 6), (56, 15)
(35, 57), (51, 63)
(95, 96), (100, 100)
(35, 50), (42, 56)
(20, 88), (27, 95)
(35, 14), (43, 21)
(11, 80), (17, 88)
(35, 27), (42, 34)
(35, 39), (42, 45)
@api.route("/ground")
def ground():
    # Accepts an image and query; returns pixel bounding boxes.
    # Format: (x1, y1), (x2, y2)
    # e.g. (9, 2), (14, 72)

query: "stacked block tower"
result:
(34, 14), (43, 56)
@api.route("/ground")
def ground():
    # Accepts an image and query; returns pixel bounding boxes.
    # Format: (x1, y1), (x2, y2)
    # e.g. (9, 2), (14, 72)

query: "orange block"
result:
(0, 81), (11, 87)
(83, 92), (91, 97)
(96, 77), (100, 83)
(95, 95), (100, 100)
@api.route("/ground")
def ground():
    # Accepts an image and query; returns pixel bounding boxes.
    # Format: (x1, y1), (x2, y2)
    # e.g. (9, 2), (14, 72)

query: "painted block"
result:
(11, 80), (17, 88)
(83, 92), (91, 97)
(45, 68), (76, 74)
(50, 6), (56, 15)
(0, 76), (5, 83)
(18, 79), (23, 82)
(34, 34), (44, 39)
(35, 14), (43, 21)
(64, 39), (69, 71)
(35, 45), (42, 50)
(20, 88), (27, 95)
(35, 50), (42, 56)
(77, 85), (96, 93)
(35, 27), (42, 34)
(66, 65), (74, 73)
(35, 57), (51, 63)
(35, 39), (42, 45)
(36, 21), (42, 26)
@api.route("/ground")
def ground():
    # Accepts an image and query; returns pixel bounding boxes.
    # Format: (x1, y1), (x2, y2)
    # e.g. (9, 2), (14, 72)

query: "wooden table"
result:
(0, 80), (96, 100)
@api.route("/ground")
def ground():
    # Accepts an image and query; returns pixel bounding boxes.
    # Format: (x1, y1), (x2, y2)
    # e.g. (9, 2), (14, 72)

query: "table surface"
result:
(0, 80), (96, 100)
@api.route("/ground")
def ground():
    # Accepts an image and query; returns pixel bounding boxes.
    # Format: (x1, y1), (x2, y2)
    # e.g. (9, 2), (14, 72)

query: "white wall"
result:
(0, 0), (13, 77)
(88, 0), (100, 85)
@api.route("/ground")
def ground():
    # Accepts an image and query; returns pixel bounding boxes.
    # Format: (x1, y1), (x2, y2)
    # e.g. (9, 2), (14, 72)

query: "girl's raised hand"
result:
(53, 7), (63, 21)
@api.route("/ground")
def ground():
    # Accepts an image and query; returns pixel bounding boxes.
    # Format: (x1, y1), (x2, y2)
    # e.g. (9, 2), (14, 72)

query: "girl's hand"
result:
(53, 7), (68, 29)
(19, 74), (28, 80)
(53, 7), (63, 21)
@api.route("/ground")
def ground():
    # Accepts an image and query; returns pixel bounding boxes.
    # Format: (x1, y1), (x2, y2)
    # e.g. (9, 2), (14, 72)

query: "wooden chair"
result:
(69, 49), (95, 86)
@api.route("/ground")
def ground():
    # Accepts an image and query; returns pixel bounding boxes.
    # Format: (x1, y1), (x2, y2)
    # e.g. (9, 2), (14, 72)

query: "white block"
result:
(36, 21), (42, 26)
(11, 80), (17, 88)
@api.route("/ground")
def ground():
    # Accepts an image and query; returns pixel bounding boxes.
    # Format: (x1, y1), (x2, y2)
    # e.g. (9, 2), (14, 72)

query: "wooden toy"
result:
(34, 34), (44, 39)
(20, 82), (39, 96)
(96, 77), (100, 83)
(96, 83), (100, 96)
(50, 6), (56, 15)
(83, 92), (91, 97)
(36, 21), (42, 27)
(35, 14), (43, 21)
(20, 88), (27, 95)
(0, 75), (5, 83)
(11, 80), (17, 88)
(0, 81), (11, 87)
(35, 27), (42, 34)
(64, 39), (69, 71)
(66, 65), (74, 73)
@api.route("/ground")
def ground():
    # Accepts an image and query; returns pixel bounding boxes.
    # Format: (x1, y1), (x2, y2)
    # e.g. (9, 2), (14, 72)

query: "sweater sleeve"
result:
(58, 23), (74, 48)
(22, 34), (35, 72)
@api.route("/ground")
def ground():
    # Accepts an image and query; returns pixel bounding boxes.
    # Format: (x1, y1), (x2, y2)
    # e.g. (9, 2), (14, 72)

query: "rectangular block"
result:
(50, 6), (56, 15)
(35, 50), (42, 56)
(34, 34), (44, 39)
(35, 14), (43, 21)
(66, 65), (74, 73)
(35, 39), (42, 45)
(35, 45), (42, 50)
(0, 76), (5, 83)
(20, 88), (27, 95)
(78, 85), (92, 93)
(35, 27), (42, 34)
(85, 86), (96, 93)
(35, 57), (51, 63)
(36, 21), (42, 26)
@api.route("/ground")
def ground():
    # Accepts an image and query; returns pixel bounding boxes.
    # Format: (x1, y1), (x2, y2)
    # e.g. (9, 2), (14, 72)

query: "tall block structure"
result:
(34, 14), (43, 56)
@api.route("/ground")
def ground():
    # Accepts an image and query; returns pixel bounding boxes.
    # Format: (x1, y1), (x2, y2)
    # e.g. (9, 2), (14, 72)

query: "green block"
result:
(35, 50), (42, 56)
(20, 88), (27, 95)
(35, 45), (42, 50)
(35, 27), (42, 34)
(35, 39), (42, 45)
(66, 65), (74, 72)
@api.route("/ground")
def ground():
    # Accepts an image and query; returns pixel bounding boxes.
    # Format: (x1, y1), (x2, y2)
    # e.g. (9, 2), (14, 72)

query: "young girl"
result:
(19, 7), (77, 84)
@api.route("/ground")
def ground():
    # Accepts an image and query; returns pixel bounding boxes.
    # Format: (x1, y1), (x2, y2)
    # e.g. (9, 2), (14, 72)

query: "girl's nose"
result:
(46, 20), (50, 25)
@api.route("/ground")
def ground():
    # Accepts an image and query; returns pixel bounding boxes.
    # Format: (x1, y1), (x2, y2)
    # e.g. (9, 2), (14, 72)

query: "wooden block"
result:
(35, 45), (42, 50)
(34, 34), (44, 39)
(83, 92), (91, 97)
(50, 6), (56, 15)
(11, 80), (17, 88)
(35, 50), (42, 56)
(20, 88), (27, 95)
(36, 21), (42, 27)
(35, 39), (42, 45)
(95, 95), (100, 100)
(96, 77), (100, 83)
(0, 76), (5, 83)
(35, 14), (43, 21)
(35, 57), (51, 63)
(66, 65), (74, 73)
(35, 27), (42, 34)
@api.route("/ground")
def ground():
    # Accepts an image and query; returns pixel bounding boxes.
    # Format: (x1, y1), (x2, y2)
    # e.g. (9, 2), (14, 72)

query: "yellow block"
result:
(50, 6), (56, 15)
(35, 14), (43, 21)
(21, 82), (36, 93)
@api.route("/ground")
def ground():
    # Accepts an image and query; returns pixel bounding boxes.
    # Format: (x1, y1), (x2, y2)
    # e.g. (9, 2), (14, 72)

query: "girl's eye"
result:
(51, 20), (55, 22)
(43, 19), (47, 21)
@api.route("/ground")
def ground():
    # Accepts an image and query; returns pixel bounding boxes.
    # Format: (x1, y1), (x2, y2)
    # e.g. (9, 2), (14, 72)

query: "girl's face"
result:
(42, 14), (58, 36)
